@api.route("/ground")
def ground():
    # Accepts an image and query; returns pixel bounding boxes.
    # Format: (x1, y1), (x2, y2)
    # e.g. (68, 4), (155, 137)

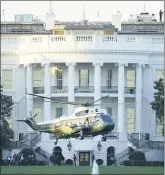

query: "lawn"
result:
(1, 166), (164, 174)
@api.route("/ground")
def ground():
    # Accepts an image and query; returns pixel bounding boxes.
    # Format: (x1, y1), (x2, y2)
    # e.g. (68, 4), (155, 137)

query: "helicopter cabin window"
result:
(56, 107), (63, 118)
(79, 69), (89, 87)
(126, 70), (135, 88)
(106, 70), (112, 88)
(76, 110), (87, 117)
(33, 108), (42, 122)
(56, 69), (63, 89)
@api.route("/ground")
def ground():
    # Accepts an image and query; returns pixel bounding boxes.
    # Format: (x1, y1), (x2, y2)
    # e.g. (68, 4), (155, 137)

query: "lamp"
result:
(97, 141), (102, 151)
(67, 141), (72, 151)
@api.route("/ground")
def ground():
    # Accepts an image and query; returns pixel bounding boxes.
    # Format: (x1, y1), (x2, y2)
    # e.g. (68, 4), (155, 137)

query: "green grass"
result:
(1, 166), (164, 174)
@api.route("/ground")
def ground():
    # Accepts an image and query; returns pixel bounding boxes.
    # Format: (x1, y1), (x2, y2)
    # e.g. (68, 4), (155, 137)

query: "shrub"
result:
(65, 159), (73, 166)
(96, 159), (103, 166)
(19, 148), (36, 160)
(129, 151), (146, 162)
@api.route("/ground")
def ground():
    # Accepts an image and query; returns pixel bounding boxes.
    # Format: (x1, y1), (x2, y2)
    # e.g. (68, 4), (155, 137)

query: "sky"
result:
(1, 1), (164, 22)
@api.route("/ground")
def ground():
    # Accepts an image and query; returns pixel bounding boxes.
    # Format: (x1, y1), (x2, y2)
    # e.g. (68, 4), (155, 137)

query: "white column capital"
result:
(92, 62), (103, 67)
(41, 63), (51, 67)
(136, 63), (146, 68)
(115, 63), (127, 67)
(66, 62), (77, 67)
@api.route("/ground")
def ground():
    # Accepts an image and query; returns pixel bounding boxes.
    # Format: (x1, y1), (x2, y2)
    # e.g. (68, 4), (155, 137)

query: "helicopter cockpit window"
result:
(76, 110), (87, 117)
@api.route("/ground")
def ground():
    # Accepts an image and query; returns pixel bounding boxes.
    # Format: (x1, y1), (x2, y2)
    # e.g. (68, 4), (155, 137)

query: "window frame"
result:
(126, 107), (135, 134)
(79, 69), (89, 87)
(126, 69), (135, 88)
(2, 69), (13, 91)
(56, 107), (63, 118)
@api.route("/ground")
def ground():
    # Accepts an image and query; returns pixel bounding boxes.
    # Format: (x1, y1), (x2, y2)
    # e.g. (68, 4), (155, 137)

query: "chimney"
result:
(112, 11), (122, 31)
(45, 1), (56, 30)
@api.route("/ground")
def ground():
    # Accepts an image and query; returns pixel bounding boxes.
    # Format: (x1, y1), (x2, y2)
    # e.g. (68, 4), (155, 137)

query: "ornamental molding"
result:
(1, 50), (163, 57)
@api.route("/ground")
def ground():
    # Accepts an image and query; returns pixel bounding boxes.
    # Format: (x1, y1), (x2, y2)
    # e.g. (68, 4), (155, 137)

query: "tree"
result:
(0, 85), (14, 149)
(151, 78), (164, 136)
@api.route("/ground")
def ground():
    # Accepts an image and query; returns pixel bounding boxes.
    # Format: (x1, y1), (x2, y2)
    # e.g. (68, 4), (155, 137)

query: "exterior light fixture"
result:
(97, 141), (102, 151)
(67, 141), (72, 151)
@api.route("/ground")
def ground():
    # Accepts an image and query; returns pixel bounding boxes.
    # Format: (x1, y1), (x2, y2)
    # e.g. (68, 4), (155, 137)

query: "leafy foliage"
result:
(0, 85), (14, 149)
(129, 151), (146, 162)
(151, 78), (164, 136)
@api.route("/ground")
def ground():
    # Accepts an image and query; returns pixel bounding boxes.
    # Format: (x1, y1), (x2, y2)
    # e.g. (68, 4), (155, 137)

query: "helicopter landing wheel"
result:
(101, 136), (106, 141)
(79, 135), (84, 140)
(54, 140), (58, 145)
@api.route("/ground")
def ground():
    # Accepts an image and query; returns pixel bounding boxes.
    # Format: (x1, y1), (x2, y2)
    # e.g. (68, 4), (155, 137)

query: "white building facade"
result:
(1, 11), (164, 165)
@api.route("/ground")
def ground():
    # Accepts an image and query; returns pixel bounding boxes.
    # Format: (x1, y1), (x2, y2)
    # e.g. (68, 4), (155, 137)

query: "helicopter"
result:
(17, 94), (115, 145)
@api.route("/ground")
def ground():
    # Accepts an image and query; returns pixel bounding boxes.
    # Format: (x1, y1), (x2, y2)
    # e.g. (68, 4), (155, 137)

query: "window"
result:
(56, 69), (63, 89)
(106, 70), (112, 88)
(33, 108), (42, 122)
(155, 70), (164, 81)
(127, 107), (135, 133)
(2, 70), (13, 90)
(107, 108), (112, 116)
(76, 110), (87, 117)
(56, 108), (63, 118)
(79, 69), (89, 87)
(126, 70), (135, 88)
(33, 68), (42, 87)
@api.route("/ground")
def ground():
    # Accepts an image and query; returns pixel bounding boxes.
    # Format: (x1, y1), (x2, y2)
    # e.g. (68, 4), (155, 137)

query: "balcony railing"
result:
(74, 86), (94, 93)
(124, 87), (136, 94)
(51, 86), (68, 93)
(33, 87), (44, 94)
(101, 86), (118, 93)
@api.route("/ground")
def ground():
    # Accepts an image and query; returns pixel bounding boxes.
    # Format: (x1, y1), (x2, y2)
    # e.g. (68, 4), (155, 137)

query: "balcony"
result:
(124, 87), (136, 94)
(74, 86), (94, 93)
(51, 86), (68, 93)
(33, 87), (44, 94)
(101, 86), (118, 93)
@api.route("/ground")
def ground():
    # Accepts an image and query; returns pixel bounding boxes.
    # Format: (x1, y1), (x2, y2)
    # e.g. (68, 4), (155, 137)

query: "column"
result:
(93, 63), (103, 105)
(16, 65), (26, 139)
(135, 63), (143, 133)
(26, 64), (33, 116)
(117, 63), (126, 139)
(44, 63), (51, 121)
(51, 65), (56, 86)
(66, 62), (76, 115)
(26, 64), (33, 131)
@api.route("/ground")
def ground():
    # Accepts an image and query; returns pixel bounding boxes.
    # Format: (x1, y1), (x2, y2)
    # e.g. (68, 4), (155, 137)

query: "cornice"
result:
(2, 50), (163, 56)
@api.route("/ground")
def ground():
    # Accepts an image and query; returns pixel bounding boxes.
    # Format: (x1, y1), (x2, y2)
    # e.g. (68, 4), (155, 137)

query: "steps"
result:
(115, 133), (164, 166)
(11, 132), (54, 165)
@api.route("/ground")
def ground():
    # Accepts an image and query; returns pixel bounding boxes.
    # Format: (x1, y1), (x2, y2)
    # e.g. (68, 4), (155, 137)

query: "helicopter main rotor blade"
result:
(87, 95), (109, 106)
(27, 93), (85, 106)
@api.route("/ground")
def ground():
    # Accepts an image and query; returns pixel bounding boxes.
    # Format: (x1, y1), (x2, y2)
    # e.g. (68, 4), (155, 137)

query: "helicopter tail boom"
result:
(16, 118), (39, 131)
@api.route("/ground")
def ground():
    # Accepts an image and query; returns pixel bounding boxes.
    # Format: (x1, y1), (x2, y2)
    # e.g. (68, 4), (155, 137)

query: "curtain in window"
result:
(79, 69), (89, 87)
(56, 108), (63, 118)
(127, 107), (135, 133)
(56, 69), (63, 89)
(126, 70), (135, 88)
(106, 70), (112, 88)
(2, 70), (13, 90)
(33, 68), (42, 87)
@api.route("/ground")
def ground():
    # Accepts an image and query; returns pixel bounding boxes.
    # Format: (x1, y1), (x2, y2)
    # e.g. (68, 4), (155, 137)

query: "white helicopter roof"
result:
(73, 106), (89, 114)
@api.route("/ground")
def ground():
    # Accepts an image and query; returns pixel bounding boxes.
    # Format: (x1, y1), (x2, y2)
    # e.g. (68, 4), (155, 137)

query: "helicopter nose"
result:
(111, 121), (115, 130)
